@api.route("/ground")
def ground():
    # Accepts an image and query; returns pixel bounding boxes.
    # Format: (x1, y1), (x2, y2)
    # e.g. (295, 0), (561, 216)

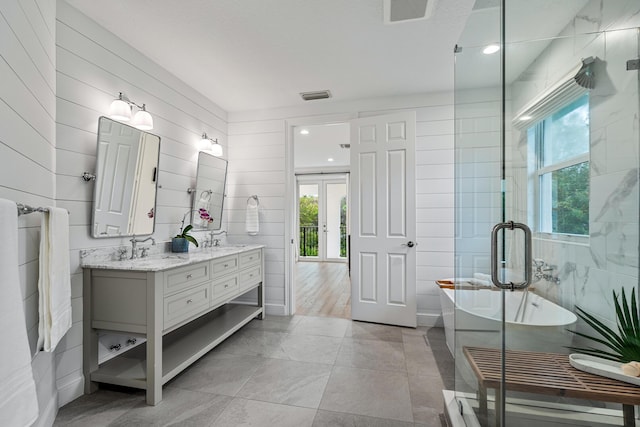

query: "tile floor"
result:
(54, 315), (453, 427)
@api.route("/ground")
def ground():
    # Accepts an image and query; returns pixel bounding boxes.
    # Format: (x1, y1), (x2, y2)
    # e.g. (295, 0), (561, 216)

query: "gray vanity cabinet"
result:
(82, 248), (264, 405)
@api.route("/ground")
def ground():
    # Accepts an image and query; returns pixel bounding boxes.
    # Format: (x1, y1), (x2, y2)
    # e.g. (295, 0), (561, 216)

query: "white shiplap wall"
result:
(52, 0), (228, 411)
(0, 0), (58, 425)
(228, 93), (456, 325)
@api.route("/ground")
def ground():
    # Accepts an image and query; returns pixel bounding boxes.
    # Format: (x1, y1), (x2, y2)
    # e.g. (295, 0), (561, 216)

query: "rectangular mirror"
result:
(191, 151), (227, 230)
(92, 116), (161, 238)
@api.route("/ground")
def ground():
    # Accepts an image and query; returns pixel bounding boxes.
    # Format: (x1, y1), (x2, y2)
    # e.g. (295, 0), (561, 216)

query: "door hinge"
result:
(627, 59), (640, 71)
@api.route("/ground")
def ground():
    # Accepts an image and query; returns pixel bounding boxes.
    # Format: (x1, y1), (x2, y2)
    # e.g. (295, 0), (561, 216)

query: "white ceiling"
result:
(63, 0), (476, 112)
(294, 123), (351, 170)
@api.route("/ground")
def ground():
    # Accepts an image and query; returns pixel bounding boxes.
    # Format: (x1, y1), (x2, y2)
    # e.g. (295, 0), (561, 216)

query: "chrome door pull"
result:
(490, 221), (532, 290)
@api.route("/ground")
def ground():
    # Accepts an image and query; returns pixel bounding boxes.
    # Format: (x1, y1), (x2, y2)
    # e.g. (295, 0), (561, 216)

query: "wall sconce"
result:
(200, 132), (223, 157)
(108, 92), (154, 130)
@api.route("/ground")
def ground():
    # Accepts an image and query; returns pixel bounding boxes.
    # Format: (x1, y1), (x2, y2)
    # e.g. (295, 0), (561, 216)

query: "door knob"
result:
(403, 241), (416, 248)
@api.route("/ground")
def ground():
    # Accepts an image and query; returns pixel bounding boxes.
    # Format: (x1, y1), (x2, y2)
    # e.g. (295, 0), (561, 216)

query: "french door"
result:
(297, 175), (348, 262)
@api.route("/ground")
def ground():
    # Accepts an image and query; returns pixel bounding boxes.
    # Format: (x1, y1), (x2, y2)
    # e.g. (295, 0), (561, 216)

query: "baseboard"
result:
(32, 391), (58, 427)
(418, 312), (443, 327)
(265, 304), (287, 316)
(56, 375), (84, 408)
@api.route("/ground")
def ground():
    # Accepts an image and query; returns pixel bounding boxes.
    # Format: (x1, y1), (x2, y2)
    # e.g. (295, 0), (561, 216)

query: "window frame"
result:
(530, 97), (590, 239)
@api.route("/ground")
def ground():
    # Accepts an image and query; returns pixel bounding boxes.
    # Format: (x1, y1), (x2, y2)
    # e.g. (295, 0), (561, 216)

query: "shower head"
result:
(574, 56), (596, 90)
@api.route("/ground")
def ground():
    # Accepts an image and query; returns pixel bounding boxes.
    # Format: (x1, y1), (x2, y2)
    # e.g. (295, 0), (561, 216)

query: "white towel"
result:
(37, 207), (72, 352)
(0, 199), (39, 426)
(246, 201), (259, 236)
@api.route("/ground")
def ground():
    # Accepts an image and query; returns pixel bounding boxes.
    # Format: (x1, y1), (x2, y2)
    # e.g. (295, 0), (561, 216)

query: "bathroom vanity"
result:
(82, 245), (264, 405)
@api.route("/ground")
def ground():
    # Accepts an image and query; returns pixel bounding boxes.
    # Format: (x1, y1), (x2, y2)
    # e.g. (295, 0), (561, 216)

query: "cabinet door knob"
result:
(224, 263), (229, 267)
(186, 299), (193, 304)
(224, 284), (229, 288)
(186, 274), (193, 279)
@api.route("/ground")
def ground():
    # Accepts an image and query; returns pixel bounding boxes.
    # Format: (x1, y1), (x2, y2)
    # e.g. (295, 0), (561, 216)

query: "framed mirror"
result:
(191, 151), (227, 230)
(92, 116), (161, 238)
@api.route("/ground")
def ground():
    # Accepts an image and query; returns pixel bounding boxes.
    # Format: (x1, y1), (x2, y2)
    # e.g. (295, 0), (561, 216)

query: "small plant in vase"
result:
(171, 209), (214, 253)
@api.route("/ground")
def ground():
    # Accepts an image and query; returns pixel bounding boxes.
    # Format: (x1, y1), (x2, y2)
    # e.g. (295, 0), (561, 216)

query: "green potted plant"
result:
(171, 209), (214, 253)
(569, 288), (640, 363)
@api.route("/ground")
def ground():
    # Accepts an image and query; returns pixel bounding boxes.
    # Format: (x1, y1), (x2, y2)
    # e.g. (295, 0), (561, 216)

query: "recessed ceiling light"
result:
(483, 44), (500, 55)
(327, 158), (334, 162)
(300, 129), (309, 135)
(519, 115), (533, 121)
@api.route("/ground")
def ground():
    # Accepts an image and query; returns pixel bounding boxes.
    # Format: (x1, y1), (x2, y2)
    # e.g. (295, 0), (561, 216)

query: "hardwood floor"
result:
(295, 261), (351, 319)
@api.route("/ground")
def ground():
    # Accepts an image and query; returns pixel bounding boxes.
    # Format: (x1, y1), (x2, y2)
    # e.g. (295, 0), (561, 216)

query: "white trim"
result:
(31, 391), (58, 427)
(295, 166), (350, 175)
(418, 312), (443, 327)
(265, 303), (287, 316)
(56, 375), (83, 407)
(536, 153), (589, 176)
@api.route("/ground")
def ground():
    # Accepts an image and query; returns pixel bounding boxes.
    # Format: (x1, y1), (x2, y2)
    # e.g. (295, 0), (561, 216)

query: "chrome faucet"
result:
(209, 230), (227, 247)
(130, 236), (156, 259)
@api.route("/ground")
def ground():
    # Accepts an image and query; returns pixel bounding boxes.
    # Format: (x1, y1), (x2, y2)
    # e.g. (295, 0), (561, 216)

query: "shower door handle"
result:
(490, 221), (532, 290)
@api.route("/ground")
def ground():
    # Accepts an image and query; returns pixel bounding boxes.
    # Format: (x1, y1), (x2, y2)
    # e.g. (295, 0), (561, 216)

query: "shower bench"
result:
(464, 346), (640, 427)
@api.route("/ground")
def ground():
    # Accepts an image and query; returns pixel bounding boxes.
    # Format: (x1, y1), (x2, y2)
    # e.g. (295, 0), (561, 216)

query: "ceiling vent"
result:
(339, 143), (351, 149)
(300, 90), (332, 101)
(383, 0), (437, 24)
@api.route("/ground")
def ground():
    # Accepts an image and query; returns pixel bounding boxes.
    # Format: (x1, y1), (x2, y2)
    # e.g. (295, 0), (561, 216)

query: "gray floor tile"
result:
(312, 410), (415, 426)
(336, 338), (406, 371)
(320, 366), (414, 422)
(269, 333), (343, 364)
(244, 315), (301, 333)
(345, 321), (406, 342)
(167, 352), (265, 396)
(237, 358), (332, 408)
(212, 398), (316, 427)
(404, 335), (442, 378)
(409, 374), (446, 424)
(213, 328), (286, 357)
(54, 389), (143, 427)
(109, 387), (231, 427)
(289, 315), (350, 338)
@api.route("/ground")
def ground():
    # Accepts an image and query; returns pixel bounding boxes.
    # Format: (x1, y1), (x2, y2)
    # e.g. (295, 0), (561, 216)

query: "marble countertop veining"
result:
(80, 244), (265, 271)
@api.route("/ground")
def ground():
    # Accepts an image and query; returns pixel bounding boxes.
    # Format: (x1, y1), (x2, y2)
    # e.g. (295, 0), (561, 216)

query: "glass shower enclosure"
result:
(451, 1), (639, 426)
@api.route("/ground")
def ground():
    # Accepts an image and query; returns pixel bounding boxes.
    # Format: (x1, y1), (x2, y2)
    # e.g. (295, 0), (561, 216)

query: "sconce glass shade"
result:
(109, 98), (131, 121)
(132, 107), (153, 130)
(208, 142), (223, 157)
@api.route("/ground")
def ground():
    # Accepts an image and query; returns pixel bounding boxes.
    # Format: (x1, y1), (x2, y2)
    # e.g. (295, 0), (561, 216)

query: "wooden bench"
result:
(464, 346), (640, 427)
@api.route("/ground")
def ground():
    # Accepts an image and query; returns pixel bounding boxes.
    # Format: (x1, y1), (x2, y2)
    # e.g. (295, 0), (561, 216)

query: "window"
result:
(529, 94), (590, 235)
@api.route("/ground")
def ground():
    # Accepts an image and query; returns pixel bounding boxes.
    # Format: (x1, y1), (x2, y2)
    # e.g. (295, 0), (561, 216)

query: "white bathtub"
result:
(439, 287), (578, 355)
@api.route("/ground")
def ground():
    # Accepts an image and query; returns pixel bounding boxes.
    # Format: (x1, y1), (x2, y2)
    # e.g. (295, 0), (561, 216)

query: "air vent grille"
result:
(300, 90), (332, 101)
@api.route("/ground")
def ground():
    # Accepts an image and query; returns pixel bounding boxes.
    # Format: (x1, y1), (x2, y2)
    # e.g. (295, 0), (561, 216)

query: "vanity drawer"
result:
(211, 255), (238, 277)
(239, 250), (261, 268)
(164, 262), (210, 295)
(163, 283), (209, 330)
(239, 265), (262, 292)
(211, 275), (239, 305)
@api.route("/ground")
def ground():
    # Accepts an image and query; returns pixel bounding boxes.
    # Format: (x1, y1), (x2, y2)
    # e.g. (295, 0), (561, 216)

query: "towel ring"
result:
(200, 190), (212, 202)
(247, 195), (259, 207)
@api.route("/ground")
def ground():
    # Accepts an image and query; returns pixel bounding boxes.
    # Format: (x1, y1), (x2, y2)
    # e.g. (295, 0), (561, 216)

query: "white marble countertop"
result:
(80, 244), (264, 271)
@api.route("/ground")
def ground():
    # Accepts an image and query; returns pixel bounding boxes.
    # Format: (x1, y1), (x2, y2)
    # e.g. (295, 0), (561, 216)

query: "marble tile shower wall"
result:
(508, 3), (640, 333)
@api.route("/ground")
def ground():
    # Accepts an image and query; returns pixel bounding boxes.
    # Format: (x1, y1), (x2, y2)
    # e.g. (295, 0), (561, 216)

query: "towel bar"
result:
(16, 203), (68, 216)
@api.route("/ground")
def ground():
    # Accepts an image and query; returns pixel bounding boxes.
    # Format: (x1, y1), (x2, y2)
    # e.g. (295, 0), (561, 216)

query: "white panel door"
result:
(350, 112), (416, 327)
(93, 120), (140, 236)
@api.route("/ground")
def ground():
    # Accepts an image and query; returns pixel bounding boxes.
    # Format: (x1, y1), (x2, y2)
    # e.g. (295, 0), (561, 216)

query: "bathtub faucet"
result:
(533, 259), (560, 284)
